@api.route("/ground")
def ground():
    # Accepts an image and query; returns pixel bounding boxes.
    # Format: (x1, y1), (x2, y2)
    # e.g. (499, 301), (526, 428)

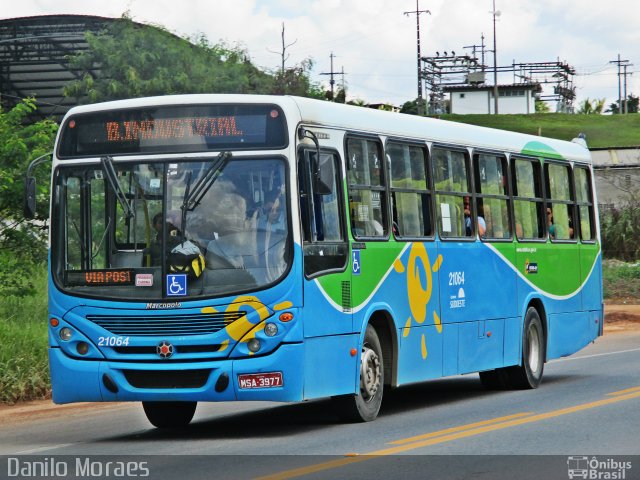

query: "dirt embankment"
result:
(604, 303), (640, 333)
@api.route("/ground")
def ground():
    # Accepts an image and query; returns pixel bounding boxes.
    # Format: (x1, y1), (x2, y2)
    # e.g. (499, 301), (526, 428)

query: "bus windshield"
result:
(52, 157), (291, 301)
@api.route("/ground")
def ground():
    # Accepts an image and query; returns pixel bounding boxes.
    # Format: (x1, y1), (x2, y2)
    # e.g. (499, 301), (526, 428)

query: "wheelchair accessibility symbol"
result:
(166, 274), (187, 296)
(352, 250), (361, 276)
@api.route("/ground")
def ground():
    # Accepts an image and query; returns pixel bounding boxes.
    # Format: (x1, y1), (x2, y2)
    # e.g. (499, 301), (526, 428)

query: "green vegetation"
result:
(603, 260), (640, 303)
(0, 266), (49, 404)
(601, 205), (640, 261)
(438, 113), (640, 149)
(64, 15), (323, 103)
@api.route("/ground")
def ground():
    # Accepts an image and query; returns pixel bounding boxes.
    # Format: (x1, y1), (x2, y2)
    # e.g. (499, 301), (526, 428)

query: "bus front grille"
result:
(86, 312), (244, 336)
(123, 369), (211, 389)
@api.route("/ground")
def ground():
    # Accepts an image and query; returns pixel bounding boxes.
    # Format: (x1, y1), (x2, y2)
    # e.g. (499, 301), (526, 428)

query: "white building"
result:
(443, 83), (541, 115)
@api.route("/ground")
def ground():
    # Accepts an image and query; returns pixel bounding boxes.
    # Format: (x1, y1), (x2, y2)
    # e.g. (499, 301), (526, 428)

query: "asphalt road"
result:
(1, 330), (639, 480)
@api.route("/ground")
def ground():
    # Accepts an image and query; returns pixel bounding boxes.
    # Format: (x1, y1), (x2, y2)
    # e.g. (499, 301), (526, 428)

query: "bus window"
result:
(387, 142), (432, 238)
(299, 149), (348, 277)
(347, 138), (387, 238)
(432, 147), (472, 238)
(512, 157), (545, 240)
(545, 162), (575, 241)
(574, 167), (595, 241)
(474, 153), (511, 240)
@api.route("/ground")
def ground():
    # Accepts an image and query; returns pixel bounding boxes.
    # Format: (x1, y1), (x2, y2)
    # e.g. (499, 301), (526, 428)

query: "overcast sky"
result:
(4, 0), (639, 110)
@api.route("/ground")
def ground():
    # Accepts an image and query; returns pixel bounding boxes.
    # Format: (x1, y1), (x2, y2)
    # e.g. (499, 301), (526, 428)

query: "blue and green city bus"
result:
(27, 94), (602, 427)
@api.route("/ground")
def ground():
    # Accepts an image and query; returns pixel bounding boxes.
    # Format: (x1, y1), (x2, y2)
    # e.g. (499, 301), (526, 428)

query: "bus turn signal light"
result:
(50, 318), (59, 327)
(279, 312), (294, 322)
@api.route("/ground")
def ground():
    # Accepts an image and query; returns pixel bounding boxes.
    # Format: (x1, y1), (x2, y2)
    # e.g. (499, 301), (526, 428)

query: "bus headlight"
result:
(264, 322), (278, 337)
(247, 338), (261, 353)
(59, 327), (73, 341)
(76, 342), (90, 355)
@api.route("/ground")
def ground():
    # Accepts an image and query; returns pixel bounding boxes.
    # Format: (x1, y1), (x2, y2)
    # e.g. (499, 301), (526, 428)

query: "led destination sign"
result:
(65, 269), (135, 287)
(104, 116), (244, 143)
(58, 104), (287, 157)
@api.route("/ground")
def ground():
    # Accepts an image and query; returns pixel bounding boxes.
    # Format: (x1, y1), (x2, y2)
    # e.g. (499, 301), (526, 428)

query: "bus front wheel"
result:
(332, 324), (384, 422)
(142, 401), (197, 428)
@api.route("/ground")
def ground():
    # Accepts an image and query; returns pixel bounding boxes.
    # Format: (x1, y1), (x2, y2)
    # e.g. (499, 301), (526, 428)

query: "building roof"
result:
(443, 83), (542, 93)
(0, 14), (170, 122)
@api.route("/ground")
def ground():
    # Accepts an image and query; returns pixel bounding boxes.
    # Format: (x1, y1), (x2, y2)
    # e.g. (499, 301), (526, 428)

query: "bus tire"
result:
(332, 324), (384, 422)
(506, 307), (545, 389)
(142, 401), (197, 428)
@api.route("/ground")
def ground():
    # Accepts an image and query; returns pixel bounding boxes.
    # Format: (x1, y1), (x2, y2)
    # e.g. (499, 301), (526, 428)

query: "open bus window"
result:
(432, 147), (473, 238)
(545, 162), (576, 241)
(346, 138), (388, 239)
(474, 153), (511, 240)
(512, 157), (546, 240)
(387, 142), (433, 238)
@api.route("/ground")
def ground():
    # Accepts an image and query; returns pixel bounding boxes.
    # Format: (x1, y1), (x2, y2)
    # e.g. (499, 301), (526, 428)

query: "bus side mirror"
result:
(24, 176), (37, 219)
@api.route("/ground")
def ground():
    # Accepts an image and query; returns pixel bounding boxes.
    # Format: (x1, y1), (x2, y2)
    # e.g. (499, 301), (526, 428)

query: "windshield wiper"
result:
(101, 156), (134, 219)
(183, 151), (232, 212)
(180, 151), (232, 239)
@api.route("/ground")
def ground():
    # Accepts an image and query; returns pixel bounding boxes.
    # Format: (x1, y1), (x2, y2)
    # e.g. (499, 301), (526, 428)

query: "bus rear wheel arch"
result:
(332, 323), (384, 422)
(142, 401), (197, 428)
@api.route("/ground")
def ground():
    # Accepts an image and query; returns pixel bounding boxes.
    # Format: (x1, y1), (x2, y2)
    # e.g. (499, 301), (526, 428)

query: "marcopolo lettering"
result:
(146, 302), (181, 309)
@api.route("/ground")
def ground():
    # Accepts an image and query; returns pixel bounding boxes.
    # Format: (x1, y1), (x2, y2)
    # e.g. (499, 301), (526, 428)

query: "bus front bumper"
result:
(48, 343), (304, 404)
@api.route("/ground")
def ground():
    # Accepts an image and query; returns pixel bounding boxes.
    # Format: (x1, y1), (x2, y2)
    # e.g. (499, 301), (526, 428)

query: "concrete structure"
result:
(443, 83), (541, 115)
(591, 147), (640, 210)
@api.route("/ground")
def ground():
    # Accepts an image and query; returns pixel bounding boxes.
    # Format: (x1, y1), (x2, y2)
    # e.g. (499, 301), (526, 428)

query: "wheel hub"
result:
(360, 346), (381, 400)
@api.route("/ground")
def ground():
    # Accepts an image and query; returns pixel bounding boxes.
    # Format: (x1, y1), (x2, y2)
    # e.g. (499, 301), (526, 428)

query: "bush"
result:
(602, 260), (640, 302)
(600, 204), (640, 261)
(0, 265), (50, 404)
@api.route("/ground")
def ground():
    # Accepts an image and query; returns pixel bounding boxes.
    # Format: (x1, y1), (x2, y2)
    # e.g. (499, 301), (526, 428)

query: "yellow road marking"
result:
(389, 412), (534, 445)
(606, 386), (640, 396)
(255, 389), (640, 480)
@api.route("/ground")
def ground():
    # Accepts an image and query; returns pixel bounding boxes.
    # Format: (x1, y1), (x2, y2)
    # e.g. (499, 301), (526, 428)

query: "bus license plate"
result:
(238, 372), (283, 389)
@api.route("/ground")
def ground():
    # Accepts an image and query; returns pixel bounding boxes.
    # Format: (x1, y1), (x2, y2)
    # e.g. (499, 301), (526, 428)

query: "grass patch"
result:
(438, 113), (640, 149)
(0, 266), (50, 404)
(603, 260), (640, 304)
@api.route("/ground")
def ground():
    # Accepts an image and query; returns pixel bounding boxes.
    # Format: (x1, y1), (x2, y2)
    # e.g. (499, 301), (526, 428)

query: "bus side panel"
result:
(503, 316), (522, 367)
(49, 349), (103, 404)
(580, 246), (602, 312)
(438, 242), (517, 325)
(302, 334), (359, 399)
(516, 243), (582, 314)
(396, 325), (443, 385)
(302, 277), (352, 338)
(546, 311), (591, 359)
(458, 319), (505, 374)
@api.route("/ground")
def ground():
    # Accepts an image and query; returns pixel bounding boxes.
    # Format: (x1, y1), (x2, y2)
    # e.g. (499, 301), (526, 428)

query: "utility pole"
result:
(610, 54), (630, 114)
(622, 63), (633, 114)
(491, 0), (501, 114)
(320, 52), (340, 100)
(404, 1), (431, 116)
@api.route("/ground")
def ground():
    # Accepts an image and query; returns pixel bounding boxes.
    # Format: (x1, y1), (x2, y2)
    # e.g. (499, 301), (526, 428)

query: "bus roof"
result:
(62, 94), (591, 164)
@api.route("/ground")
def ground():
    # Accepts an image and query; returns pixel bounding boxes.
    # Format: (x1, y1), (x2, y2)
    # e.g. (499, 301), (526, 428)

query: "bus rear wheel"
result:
(479, 307), (545, 390)
(506, 307), (545, 389)
(142, 401), (197, 428)
(332, 324), (384, 422)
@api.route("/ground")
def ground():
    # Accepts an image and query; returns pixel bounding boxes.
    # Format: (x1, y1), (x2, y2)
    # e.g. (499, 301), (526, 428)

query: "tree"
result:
(0, 98), (57, 293)
(271, 58), (324, 98)
(64, 15), (276, 103)
(576, 98), (606, 114)
(607, 94), (639, 114)
(535, 99), (551, 113)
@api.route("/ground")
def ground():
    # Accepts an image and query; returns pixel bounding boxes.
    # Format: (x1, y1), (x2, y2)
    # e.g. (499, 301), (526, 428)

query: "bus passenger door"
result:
(298, 148), (351, 338)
